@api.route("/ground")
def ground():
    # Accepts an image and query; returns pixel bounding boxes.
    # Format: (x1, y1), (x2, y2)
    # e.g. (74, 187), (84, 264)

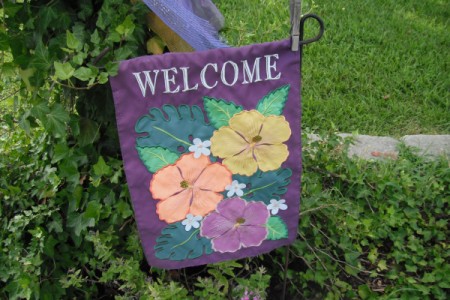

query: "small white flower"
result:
(188, 138), (211, 158)
(225, 180), (246, 197)
(267, 199), (288, 215)
(181, 214), (203, 231)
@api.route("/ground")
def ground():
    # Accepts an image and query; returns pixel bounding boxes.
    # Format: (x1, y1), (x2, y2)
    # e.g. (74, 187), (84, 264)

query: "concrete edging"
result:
(306, 134), (450, 160)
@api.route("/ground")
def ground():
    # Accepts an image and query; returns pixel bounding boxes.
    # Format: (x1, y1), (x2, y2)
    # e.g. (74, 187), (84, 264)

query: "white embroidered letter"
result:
(180, 67), (199, 92)
(265, 54), (281, 80)
(133, 70), (159, 97)
(161, 67), (180, 94)
(200, 63), (218, 89)
(221, 60), (239, 86)
(242, 57), (262, 84)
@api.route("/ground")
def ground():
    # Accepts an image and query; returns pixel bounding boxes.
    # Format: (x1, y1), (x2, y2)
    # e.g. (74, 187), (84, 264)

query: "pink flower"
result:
(200, 197), (269, 253)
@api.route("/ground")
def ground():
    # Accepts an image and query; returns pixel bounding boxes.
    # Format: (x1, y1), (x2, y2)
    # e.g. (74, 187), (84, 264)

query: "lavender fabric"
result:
(143, 0), (227, 50)
(110, 39), (302, 269)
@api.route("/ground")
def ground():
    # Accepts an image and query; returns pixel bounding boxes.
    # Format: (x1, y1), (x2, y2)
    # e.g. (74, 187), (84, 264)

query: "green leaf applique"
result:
(232, 168), (292, 204)
(155, 222), (213, 261)
(136, 146), (179, 173)
(135, 105), (214, 153)
(203, 97), (243, 128)
(256, 84), (290, 116)
(266, 216), (288, 240)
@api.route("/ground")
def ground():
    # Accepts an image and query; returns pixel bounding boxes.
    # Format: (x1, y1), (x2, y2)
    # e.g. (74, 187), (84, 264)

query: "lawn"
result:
(215, 0), (450, 137)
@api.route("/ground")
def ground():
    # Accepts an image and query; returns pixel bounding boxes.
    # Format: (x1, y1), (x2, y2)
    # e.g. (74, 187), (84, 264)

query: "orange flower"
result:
(150, 153), (232, 223)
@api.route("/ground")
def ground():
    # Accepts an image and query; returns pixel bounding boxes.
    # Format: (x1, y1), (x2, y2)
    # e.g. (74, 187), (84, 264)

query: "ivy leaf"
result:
(77, 117), (100, 147)
(136, 146), (179, 173)
(135, 105), (214, 153)
(0, 32), (10, 51)
(30, 41), (51, 71)
(73, 67), (93, 81)
(66, 30), (81, 50)
(93, 156), (112, 177)
(232, 168), (292, 204)
(115, 15), (135, 37)
(155, 222), (213, 261)
(266, 216), (288, 240)
(256, 84), (290, 116)
(44, 104), (70, 137)
(54, 61), (75, 80)
(203, 97), (243, 128)
(67, 212), (95, 236)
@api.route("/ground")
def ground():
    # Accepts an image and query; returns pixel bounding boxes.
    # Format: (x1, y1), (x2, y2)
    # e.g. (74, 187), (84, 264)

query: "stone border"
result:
(306, 134), (450, 160)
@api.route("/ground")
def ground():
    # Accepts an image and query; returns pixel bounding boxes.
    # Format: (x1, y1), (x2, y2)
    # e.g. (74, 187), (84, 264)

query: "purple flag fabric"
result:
(110, 39), (301, 269)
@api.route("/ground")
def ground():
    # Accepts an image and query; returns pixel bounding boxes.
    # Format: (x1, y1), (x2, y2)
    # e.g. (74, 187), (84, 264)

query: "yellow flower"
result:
(210, 110), (291, 176)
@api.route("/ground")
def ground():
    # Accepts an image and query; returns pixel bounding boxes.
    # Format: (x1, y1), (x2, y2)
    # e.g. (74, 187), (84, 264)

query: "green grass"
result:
(215, 0), (450, 136)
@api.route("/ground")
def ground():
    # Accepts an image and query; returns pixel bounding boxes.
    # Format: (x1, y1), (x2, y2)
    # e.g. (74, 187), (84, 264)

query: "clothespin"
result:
(290, 0), (302, 51)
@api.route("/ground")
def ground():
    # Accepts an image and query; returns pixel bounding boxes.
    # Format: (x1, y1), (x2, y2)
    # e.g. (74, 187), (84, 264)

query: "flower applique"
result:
(134, 84), (295, 262)
(200, 197), (269, 253)
(150, 153), (232, 223)
(181, 214), (203, 231)
(210, 110), (291, 176)
(267, 199), (288, 215)
(188, 138), (211, 158)
(225, 180), (246, 197)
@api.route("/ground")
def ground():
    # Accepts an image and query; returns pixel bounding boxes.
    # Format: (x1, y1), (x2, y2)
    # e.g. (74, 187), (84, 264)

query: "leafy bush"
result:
(1, 0), (448, 299)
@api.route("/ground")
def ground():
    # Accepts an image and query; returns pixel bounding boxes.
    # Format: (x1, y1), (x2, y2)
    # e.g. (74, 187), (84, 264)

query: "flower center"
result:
(236, 217), (246, 225)
(180, 180), (190, 188)
(252, 135), (262, 143)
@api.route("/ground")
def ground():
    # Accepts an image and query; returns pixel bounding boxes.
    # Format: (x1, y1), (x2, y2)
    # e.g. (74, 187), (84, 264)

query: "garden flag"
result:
(110, 38), (301, 269)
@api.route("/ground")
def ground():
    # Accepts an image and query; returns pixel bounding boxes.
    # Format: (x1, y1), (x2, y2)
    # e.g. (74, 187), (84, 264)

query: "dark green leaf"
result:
(30, 41), (51, 71)
(45, 104), (70, 136)
(135, 105), (214, 153)
(155, 222), (213, 260)
(232, 168), (292, 203)
(77, 117), (99, 146)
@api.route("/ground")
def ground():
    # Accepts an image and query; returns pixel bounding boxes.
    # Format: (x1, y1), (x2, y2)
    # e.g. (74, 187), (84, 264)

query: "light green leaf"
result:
(136, 146), (179, 173)
(105, 62), (119, 76)
(266, 216), (288, 240)
(98, 72), (109, 84)
(93, 156), (112, 176)
(115, 15), (135, 37)
(203, 97), (243, 128)
(73, 67), (93, 81)
(66, 30), (81, 50)
(54, 61), (75, 80)
(256, 84), (290, 116)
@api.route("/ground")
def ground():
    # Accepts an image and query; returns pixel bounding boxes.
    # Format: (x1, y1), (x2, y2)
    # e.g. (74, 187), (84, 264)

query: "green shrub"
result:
(1, 0), (448, 299)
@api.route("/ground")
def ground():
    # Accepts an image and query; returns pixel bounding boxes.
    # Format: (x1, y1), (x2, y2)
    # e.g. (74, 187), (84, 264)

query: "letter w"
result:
(133, 71), (160, 97)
